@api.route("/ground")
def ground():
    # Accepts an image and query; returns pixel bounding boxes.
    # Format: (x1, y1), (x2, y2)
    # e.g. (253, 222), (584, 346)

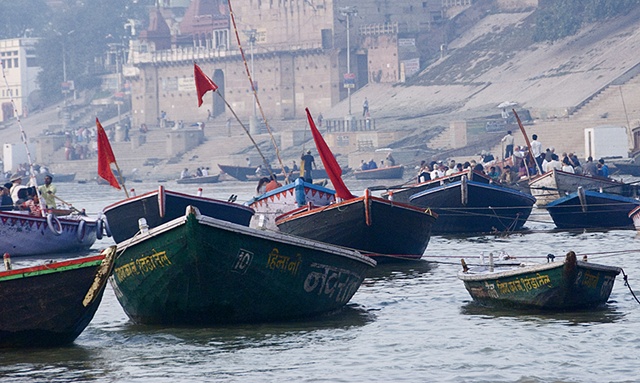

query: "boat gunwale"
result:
(116, 207), (376, 267)
(457, 260), (621, 281)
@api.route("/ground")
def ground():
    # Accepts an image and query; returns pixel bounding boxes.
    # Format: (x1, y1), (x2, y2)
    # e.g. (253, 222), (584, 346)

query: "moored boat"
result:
(246, 177), (335, 230)
(0, 247), (116, 347)
(407, 174), (536, 235)
(102, 185), (254, 243)
(110, 206), (375, 325)
(0, 210), (102, 256)
(458, 251), (621, 310)
(545, 187), (640, 230)
(275, 190), (438, 261)
(175, 174), (220, 184)
(382, 169), (486, 204)
(353, 165), (404, 180)
(528, 169), (638, 207)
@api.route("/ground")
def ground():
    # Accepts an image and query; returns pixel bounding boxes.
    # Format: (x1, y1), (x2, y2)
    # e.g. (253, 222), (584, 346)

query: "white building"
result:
(0, 38), (40, 122)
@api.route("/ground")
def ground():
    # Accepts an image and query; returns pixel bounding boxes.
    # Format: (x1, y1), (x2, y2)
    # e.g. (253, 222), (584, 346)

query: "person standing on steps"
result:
(501, 130), (514, 159)
(362, 97), (369, 117)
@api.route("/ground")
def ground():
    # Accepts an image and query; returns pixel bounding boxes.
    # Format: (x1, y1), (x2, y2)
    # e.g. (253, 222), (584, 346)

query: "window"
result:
(13, 58), (18, 67)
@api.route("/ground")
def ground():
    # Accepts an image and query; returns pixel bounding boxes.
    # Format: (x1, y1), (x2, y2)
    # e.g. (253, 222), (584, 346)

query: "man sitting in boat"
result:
(367, 159), (378, 170)
(360, 160), (369, 171)
(9, 176), (27, 205)
(22, 188), (43, 216)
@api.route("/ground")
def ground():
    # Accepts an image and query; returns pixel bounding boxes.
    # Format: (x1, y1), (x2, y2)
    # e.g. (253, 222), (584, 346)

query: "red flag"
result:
(305, 108), (355, 200)
(194, 62), (218, 107)
(96, 118), (121, 190)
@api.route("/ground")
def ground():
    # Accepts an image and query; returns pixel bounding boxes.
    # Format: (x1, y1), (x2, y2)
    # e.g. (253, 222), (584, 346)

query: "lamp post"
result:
(339, 7), (357, 118)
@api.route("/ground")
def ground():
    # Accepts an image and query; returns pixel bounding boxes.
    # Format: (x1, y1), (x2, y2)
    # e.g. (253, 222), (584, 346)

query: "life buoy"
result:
(47, 213), (63, 236)
(76, 220), (86, 242)
(96, 218), (104, 240)
(102, 217), (112, 237)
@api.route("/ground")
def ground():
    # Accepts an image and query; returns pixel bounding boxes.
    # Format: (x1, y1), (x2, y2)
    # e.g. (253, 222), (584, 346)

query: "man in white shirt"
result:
(501, 130), (515, 159)
(530, 134), (543, 173)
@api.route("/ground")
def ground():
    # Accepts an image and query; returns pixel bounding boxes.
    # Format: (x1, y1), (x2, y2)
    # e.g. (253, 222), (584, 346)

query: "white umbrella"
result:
(497, 101), (518, 109)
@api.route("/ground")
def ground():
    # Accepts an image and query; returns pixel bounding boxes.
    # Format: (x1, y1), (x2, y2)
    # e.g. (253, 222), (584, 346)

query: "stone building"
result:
(0, 38), (40, 122)
(125, 0), (467, 128)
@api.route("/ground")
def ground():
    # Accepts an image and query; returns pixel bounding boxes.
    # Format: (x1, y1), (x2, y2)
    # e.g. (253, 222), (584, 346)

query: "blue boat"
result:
(408, 175), (536, 235)
(546, 187), (640, 230)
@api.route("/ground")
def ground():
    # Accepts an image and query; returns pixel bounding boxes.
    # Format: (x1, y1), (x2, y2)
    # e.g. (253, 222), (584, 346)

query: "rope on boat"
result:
(620, 269), (640, 305)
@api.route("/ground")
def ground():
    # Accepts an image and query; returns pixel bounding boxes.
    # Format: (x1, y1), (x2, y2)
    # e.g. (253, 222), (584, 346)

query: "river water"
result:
(1, 179), (639, 383)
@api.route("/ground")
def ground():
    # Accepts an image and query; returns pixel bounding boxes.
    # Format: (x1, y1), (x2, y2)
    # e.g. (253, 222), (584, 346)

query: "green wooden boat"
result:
(110, 206), (376, 325)
(458, 251), (621, 310)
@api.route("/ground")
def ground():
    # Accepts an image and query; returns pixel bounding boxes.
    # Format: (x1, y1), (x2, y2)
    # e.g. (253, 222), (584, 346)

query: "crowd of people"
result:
(0, 174), (58, 215)
(414, 133), (612, 186)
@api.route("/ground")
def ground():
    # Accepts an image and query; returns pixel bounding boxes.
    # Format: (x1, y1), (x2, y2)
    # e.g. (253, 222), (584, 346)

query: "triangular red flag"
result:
(194, 62), (218, 107)
(305, 108), (355, 200)
(96, 118), (121, 190)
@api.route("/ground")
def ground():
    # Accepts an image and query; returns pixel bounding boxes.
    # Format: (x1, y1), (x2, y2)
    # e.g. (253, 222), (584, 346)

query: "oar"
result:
(53, 194), (83, 214)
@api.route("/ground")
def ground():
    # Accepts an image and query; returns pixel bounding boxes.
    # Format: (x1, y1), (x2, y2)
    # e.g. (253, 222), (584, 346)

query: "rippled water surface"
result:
(1, 179), (639, 383)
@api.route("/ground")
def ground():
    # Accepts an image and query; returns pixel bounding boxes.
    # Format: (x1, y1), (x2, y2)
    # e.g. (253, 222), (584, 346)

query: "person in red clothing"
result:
(265, 175), (282, 192)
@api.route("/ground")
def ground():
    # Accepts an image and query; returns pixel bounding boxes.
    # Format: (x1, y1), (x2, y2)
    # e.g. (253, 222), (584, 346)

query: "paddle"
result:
(53, 194), (83, 214)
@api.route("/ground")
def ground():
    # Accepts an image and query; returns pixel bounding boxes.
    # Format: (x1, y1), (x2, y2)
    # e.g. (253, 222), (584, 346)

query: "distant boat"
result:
(406, 173), (536, 235)
(246, 177), (336, 230)
(0, 247), (116, 347)
(353, 165), (404, 180)
(528, 169), (638, 207)
(458, 251), (621, 310)
(611, 161), (640, 176)
(545, 187), (640, 230)
(218, 163), (329, 182)
(19, 172), (76, 184)
(0, 210), (103, 256)
(217, 164), (261, 181)
(102, 186), (254, 244)
(175, 174), (220, 184)
(110, 206), (375, 325)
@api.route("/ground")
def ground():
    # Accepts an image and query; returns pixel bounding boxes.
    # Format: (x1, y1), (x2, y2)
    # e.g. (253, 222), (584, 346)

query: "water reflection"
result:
(363, 260), (435, 281)
(110, 303), (375, 348)
(459, 300), (626, 325)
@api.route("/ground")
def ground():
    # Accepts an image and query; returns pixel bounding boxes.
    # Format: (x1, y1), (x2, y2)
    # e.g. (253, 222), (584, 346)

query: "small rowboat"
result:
(458, 251), (621, 310)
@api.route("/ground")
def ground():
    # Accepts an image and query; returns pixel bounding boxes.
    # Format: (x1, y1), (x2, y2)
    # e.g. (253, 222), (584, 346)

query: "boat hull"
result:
(110, 208), (375, 325)
(611, 162), (640, 176)
(276, 193), (437, 258)
(458, 253), (620, 310)
(546, 190), (639, 229)
(0, 212), (98, 256)
(0, 248), (115, 347)
(528, 169), (637, 207)
(354, 165), (404, 180)
(408, 179), (536, 235)
(384, 169), (487, 204)
(103, 186), (254, 243)
(175, 175), (220, 184)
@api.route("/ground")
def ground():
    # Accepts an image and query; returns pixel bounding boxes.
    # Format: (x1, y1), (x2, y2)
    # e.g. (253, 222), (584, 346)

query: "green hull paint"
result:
(458, 255), (620, 310)
(111, 208), (375, 325)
